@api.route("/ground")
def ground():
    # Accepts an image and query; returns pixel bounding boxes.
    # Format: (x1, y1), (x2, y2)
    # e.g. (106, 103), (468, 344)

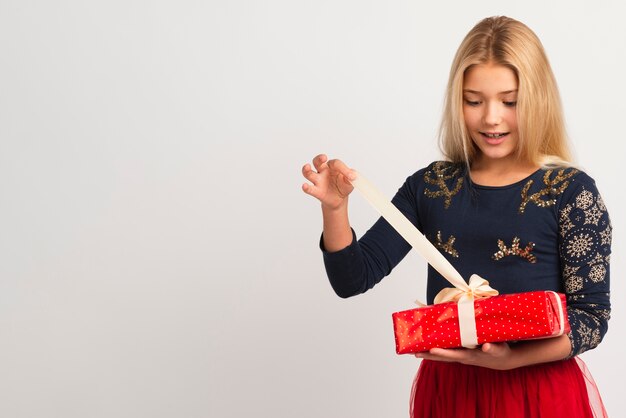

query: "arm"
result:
(415, 335), (571, 370)
(302, 154), (355, 251)
(303, 155), (421, 298)
(558, 179), (611, 357)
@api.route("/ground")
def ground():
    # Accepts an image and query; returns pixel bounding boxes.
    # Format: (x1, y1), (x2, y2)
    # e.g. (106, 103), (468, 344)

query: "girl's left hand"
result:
(415, 342), (518, 370)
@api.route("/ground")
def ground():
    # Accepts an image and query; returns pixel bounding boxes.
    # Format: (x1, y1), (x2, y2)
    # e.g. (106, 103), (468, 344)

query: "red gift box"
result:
(392, 291), (570, 354)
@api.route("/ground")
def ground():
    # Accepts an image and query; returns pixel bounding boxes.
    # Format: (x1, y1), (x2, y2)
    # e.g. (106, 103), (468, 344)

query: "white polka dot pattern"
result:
(392, 291), (570, 354)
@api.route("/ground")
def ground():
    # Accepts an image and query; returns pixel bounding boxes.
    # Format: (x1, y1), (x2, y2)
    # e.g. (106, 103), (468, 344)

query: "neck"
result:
(470, 157), (540, 187)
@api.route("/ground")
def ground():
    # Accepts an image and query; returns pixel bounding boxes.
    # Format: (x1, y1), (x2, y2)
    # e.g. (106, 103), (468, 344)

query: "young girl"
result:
(301, 16), (610, 418)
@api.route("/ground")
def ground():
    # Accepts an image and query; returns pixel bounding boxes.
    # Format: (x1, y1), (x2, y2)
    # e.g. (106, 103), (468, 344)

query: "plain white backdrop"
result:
(1, 1), (624, 417)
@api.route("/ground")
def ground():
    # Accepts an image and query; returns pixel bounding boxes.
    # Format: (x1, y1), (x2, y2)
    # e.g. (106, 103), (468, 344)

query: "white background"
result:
(1, 1), (624, 417)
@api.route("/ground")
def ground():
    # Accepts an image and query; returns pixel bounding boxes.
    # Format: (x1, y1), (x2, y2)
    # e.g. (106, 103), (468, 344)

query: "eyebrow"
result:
(463, 89), (518, 95)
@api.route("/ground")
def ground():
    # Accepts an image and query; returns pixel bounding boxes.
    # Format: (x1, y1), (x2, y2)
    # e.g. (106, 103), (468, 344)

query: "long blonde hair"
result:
(439, 16), (573, 168)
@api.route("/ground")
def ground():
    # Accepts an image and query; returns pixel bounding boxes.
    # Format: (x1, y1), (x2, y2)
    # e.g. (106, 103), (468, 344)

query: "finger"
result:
(428, 348), (457, 358)
(429, 347), (476, 362)
(312, 154), (328, 172)
(301, 163), (320, 183)
(302, 182), (314, 195)
(301, 182), (322, 199)
(415, 351), (457, 363)
(327, 159), (356, 181)
(481, 342), (506, 355)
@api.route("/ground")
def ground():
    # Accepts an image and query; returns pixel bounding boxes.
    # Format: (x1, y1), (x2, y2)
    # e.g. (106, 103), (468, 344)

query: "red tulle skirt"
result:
(410, 358), (607, 418)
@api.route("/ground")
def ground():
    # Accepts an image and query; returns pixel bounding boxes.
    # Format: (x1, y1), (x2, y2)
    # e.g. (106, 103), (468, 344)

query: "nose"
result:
(483, 102), (502, 126)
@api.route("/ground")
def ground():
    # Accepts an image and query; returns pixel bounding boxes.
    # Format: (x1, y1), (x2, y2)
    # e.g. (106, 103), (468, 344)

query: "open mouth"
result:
(480, 132), (509, 139)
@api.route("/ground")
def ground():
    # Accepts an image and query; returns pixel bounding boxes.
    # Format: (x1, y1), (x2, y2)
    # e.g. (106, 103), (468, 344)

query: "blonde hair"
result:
(439, 16), (573, 168)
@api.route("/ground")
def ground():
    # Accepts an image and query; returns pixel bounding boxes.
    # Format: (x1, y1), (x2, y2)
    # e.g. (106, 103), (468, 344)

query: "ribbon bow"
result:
(434, 274), (499, 348)
(434, 274), (499, 304)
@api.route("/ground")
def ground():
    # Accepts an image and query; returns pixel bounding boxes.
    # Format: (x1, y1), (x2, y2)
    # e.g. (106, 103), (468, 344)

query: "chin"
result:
(477, 149), (517, 162)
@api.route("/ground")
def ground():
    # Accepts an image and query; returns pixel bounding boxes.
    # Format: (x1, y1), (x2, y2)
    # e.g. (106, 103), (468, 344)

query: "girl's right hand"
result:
(301, 154), (356, 210)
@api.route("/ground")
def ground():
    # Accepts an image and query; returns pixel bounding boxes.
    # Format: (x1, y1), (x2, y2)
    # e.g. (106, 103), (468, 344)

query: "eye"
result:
(464, 100), (481, 107)
(503, 101), (517, 107)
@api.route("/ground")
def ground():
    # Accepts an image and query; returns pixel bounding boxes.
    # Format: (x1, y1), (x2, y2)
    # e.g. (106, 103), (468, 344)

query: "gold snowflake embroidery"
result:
(562, 265), (580, 278)
(588, 264), (607, 283)
(599, 225), (612, 246)
(575, 189), (594, 209)
(492, 237), (537, 263)
(559, 205), (575, 237)
(576, 322), (601, 354)
(566, 232), (594, 259)
(565, 275), (583, 293)
(587, 252), (605, 267)
(584, 205), (603, 226)
(434, 231), (459, 258)
(578, 322), (592, 346)
(519, 169), (578, 214)
(423, 162), (464, 209)
(597, 309), (611, 321)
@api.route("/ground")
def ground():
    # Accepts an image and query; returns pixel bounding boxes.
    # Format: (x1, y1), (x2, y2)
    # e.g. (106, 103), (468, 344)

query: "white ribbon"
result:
(435, 274), (499, 347)
(351, 171), (499, 348)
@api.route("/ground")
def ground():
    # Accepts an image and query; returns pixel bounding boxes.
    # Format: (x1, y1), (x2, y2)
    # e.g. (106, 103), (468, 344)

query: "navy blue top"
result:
(321, 162), (611, 357)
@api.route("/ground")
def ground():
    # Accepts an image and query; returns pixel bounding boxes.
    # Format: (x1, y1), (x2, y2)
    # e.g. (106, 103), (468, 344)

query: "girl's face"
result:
(463, 63), (519, 166)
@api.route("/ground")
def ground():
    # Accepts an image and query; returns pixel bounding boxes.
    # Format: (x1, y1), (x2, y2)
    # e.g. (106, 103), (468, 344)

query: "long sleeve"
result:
(320, 171), (423, 298)
(558, 175), (611, 357)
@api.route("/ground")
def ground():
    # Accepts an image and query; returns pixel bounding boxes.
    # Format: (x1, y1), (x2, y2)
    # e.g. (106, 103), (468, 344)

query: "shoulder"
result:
(522, 167), (598, 206)
(535, 166), (582, 186)
(397, 161), (465, 194)
(554, 167), (610, 238)
(548, 167), (603, 207)
(552, 166), (597, 188)
(521, 166), (606, 215)
(404, 160), (465, 185)
(394, 161), (466, 209)
(424, 160), (465, 177)
(565, 169), (599, 192)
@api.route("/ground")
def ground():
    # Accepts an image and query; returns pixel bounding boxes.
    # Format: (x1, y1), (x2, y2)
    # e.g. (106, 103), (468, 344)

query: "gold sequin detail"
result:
(492, 237), (537, 263)
(566, 231), (595, 259)
(599, 225), (612, 246)
(596, 308), (611, 321)
(562, 265), (580, 279)
(518, 169), (578, 214)
(423, 162), (464, 209)
(565, 275), (584, 293)
(588, 264), (607, 283)
(575, 321), (601, 354)
(587, 252), (605, 267)
(434, 231), (459, 258)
